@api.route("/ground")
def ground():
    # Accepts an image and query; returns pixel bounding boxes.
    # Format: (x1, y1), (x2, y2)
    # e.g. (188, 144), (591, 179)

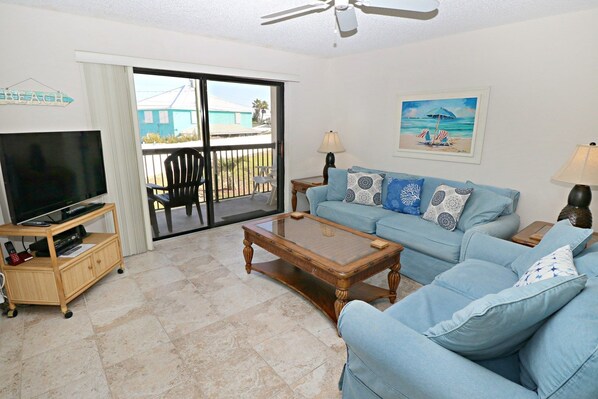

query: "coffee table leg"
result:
(388, 263), (401, 304)
(334, 287), (349, 320)
(243, 239), (254, 274)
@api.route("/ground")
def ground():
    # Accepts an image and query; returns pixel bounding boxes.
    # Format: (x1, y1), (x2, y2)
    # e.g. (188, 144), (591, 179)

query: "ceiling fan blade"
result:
(335, 5), (358, 32)
(262, 1), (330, 20)
(357, 0), (439, 12)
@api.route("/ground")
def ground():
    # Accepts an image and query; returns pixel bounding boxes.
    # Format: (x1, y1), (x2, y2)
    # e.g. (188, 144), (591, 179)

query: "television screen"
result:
(0, 130), (108, 224)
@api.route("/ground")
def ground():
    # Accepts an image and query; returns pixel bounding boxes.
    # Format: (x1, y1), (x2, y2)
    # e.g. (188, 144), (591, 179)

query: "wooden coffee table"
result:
(242, 213), (403, 324)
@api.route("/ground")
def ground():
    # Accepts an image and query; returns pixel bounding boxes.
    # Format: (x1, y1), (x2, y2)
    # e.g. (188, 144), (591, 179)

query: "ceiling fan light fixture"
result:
(335, 4), (358, 31)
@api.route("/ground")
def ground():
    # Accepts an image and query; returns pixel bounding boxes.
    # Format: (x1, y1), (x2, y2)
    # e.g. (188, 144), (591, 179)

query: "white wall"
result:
(328, 8), (598, 227)
(0, 3), (332, 219)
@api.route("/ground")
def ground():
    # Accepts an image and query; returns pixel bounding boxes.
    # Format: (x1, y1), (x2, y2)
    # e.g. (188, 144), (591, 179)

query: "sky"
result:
(133, 74), (271, 108)
(402, 97), (478, 119)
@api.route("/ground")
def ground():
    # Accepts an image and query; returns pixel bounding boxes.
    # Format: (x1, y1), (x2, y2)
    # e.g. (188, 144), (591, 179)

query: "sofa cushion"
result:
(383, 178), (424, 215)
(433, 259), (518, 300)
(575, 243), (598, 277)
(385, 284), (472, 333)
(423, 274), (588, 360)
(422, 185), (473, 231)
(456, 187), (513, 231)
(326, 168), (348, 201)
(344, 171), (384, 206)
(466, 180), (520, 215)
(376, 213), (463, 263)
(316, 201), (393, 234)
(519, 278), (598, 398)
(514, 245), (578, 287)
(511, 219), (593, 277)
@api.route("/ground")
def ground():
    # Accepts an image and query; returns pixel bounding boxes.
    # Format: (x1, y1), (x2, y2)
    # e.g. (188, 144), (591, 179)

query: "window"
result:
(144, 111), (153, 123)
(133, 70), (284, 240)
(159, 111), (169, 124)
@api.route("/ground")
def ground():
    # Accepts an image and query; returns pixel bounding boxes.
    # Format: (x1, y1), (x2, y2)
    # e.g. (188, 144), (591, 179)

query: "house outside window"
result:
(235, 112), (241, 124)
(144, 111), (153, 123)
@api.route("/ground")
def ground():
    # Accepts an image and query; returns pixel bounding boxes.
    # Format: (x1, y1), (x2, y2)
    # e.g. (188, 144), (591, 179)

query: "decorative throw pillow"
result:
(383, 178), (424, 215)
(344, 172), (384, 206)
(514, 245), (578, 287)
(422, 185), (473, 231)
(510, 219), (593, 277)
(423, 274), (588, 360)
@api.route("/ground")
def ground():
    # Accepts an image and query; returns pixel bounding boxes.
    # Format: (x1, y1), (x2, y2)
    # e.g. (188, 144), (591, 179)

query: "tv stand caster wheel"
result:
(7, 309), (18, 318)
(63, 310), (73, 319)
(117, 268), (124, 274)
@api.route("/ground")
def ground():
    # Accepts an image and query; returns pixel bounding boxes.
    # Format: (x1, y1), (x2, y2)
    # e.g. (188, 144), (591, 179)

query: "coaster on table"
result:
(290, 212), (304, 220)
(371, 239), (389, 249)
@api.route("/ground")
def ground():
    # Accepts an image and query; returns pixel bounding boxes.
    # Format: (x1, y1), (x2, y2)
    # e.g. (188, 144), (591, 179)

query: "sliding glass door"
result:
(133, 70), (284, 240)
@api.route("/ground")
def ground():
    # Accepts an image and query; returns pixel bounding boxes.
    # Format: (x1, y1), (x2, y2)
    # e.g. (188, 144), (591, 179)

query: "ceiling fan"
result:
(261, 0), (439, 33)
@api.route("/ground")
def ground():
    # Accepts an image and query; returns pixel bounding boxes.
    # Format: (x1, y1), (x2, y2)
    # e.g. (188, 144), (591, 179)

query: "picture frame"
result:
(394, 88), (490, 164)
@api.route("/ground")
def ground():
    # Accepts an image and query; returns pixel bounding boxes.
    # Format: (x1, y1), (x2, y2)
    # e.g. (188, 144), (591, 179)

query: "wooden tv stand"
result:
(0, 203), (124, 318)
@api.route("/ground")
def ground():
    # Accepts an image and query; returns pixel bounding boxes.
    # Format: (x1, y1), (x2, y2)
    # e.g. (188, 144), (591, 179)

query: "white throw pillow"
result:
(343, 171), (384, 206)
(514, 245), (578, 287)
(422, 185), (473, 231)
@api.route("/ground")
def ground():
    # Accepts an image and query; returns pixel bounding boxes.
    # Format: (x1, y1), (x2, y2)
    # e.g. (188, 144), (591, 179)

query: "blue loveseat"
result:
(338, 228), (598, 399)
(306, 166), (521, 284)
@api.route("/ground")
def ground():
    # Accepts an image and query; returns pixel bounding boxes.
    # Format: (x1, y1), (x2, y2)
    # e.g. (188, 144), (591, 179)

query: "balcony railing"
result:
(142, 143), (275, 209)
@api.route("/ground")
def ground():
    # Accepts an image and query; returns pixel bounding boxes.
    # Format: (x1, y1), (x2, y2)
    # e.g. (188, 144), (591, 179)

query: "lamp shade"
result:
(318, 131), (345, 153)
(553, 143), (598, 186)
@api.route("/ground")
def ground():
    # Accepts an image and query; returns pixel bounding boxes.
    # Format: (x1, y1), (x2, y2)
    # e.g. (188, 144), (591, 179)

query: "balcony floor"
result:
(151, 192), (277, 239)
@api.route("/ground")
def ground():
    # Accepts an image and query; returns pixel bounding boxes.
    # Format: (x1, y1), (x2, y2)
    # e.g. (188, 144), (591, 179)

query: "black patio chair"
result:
(146, 148), (205, 236)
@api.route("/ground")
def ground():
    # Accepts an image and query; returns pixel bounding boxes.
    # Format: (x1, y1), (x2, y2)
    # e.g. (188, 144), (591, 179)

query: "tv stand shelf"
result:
(0, 203), (124, 318)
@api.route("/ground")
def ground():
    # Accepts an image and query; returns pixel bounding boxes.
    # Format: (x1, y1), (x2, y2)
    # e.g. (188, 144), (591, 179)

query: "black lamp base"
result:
(322, 152), (336, 185)
(557, 184), (592, 228)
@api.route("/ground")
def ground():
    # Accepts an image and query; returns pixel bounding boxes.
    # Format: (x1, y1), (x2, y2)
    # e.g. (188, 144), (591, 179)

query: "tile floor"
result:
(0, 223), (421, 398)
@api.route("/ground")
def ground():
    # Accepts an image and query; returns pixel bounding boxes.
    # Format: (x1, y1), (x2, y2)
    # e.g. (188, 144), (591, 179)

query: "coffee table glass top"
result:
(256, 216), (379, 265)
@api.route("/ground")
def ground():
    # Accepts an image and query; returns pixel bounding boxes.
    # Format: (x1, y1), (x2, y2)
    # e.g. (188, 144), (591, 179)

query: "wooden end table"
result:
(242, 213), (402, 325)
(512, 220), (598, 248)
(291, 176), (324, 212)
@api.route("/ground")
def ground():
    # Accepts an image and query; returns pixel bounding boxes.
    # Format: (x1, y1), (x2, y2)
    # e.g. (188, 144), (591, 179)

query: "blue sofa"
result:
(338, 231), (598, 399)
(306, 166), (521, 284)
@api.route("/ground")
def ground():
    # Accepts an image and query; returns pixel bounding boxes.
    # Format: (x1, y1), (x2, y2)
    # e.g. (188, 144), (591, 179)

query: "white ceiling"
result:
(3, 0), (597, 57)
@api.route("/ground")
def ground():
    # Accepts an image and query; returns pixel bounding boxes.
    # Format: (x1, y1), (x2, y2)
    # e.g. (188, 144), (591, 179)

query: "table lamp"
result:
(552, 142), (598, 228)
(318, 131), (345, 184)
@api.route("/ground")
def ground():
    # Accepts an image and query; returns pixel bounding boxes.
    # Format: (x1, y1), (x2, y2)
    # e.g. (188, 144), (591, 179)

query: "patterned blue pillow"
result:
(422, 185), (474, 231)
(383, 178), (424, 215)
(514, 245), (578, 287)
(344, 172), (385, 206)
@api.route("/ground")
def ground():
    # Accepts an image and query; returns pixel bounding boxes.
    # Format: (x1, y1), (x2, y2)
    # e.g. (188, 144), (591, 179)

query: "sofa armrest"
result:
(338, 301), (538, 399)
(306, 185), (329, 215)
(460, 232), (530, 266)
(468, 213), (521, 239)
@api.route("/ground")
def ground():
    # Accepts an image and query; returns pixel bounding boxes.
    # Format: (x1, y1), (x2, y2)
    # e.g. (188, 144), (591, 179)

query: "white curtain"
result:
(82, 63), (151, 256)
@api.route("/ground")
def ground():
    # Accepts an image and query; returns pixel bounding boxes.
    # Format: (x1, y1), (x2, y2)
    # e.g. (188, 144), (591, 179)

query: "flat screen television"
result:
(0, 130), (108, 224)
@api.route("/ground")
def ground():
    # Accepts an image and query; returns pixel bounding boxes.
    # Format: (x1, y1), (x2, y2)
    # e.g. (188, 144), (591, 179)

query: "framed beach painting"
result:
(394, 88), (490, 164)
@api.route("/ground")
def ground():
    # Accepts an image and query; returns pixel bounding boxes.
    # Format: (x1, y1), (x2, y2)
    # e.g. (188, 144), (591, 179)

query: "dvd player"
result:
(30, 225), (87, 257)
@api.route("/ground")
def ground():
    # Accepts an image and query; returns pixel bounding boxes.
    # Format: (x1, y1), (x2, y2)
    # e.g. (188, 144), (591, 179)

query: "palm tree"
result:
(252, 99), (269, 124)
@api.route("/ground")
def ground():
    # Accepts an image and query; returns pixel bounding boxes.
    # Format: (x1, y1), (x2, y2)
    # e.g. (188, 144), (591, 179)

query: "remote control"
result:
(21, 221), (51, 227)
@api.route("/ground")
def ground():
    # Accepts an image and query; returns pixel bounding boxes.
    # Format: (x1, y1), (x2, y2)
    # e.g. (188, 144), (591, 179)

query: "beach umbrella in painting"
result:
(426, 107), (456, 137)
